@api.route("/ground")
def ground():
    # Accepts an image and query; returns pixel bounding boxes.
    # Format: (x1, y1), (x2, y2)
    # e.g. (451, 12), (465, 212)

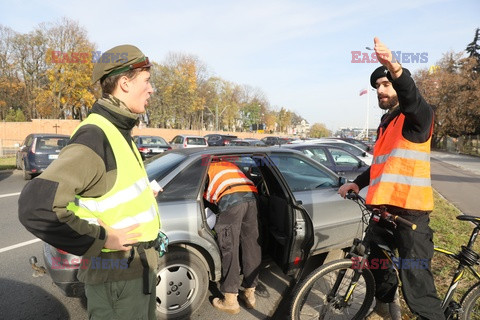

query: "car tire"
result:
(15, 155), (21, 170)
(156, 247), (209, 320)
(22, 160), (32, 180)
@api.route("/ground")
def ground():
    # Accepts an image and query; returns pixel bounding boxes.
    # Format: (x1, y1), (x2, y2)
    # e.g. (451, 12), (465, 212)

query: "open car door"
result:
(253, 154), (314, 279)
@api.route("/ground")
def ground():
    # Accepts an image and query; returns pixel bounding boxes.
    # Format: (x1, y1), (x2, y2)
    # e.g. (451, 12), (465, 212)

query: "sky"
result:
(0, 0), (479, 132)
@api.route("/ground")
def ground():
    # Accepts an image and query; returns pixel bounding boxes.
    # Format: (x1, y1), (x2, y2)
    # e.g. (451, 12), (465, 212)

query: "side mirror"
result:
(358, 161), (367, 168)
(362, 152), (367, 157)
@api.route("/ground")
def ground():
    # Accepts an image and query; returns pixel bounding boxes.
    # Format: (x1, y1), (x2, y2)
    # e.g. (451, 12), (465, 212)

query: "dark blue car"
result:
(16, 133), (70, 180)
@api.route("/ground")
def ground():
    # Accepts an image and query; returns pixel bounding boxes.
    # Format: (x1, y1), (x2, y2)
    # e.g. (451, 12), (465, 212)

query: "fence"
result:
(436, 135), (480, 156)
(0, 120), (274, 158)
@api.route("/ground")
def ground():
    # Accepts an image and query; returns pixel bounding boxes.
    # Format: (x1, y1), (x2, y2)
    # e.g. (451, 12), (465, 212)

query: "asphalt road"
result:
(0, 151), (478, 320)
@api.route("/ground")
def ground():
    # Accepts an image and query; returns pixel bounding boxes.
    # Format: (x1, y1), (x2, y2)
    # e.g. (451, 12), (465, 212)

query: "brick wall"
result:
(0, 119), (271, 148)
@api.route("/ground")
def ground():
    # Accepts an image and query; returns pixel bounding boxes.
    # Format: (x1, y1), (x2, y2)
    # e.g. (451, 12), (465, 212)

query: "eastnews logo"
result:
(351, 257), (429, 270)
(351, 51), (428, 63)
(51, 257), (129, 270)
(51, 51), (129, 64)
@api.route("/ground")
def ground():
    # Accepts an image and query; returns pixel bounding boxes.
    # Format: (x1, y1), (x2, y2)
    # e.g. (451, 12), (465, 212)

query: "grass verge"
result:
(0, 157), (16, 170)
(399, 190), (479, 318)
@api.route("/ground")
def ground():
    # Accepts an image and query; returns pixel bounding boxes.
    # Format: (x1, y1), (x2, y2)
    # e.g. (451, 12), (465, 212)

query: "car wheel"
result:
(156, 247), (208, 320)
(22, 160), (32, 180)
(16, 155), (21, 170)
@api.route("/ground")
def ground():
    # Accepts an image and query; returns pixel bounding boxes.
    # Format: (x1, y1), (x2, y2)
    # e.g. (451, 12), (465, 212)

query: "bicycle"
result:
(289, 192), (480, 320)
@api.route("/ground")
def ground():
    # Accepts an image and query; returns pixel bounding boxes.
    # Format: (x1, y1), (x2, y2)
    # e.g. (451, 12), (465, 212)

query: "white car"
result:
(291, 139), (373, 165)
(169, 135), (207, 149)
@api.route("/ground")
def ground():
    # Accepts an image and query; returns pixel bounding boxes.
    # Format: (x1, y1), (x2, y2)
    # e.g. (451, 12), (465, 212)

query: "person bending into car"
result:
(338, 38), (444, 320)
(18, 45), (162, 320)
(204, 159), (261, 314)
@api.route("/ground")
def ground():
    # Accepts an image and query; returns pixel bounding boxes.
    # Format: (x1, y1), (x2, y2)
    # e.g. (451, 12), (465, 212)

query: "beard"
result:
(378, 94), (399, 110)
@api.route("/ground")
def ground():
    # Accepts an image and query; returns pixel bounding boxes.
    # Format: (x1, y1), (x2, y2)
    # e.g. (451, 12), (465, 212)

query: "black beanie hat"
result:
(370, 66), (411, 88)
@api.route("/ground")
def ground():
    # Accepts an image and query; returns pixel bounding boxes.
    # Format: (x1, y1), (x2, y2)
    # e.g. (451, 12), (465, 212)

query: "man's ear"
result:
(117, 75), (130, 93)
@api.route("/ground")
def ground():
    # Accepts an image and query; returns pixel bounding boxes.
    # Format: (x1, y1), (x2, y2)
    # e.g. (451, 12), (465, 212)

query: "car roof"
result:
(165, 146), (303, 157)
(30, 133), (69, 138)
(174, 134), (205, 138)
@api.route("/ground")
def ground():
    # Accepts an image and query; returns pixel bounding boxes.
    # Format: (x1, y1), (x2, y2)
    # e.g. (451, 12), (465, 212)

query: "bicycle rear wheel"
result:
(461, 281), (480, 320)
(290, 259), (375, 320)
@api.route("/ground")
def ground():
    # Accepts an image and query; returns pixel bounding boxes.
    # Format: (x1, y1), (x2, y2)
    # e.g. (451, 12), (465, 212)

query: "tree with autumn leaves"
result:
(0, 18), (304, 133)
(415, 28), (480, 147)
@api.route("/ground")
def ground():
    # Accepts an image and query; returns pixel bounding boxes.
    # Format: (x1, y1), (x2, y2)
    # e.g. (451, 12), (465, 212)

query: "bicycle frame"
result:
(434, 224), (480, 314)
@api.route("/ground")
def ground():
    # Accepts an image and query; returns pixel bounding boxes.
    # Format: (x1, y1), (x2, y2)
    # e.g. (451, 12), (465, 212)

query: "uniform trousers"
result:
(214, 198), (262, 293)
(369, 212), (445, 320)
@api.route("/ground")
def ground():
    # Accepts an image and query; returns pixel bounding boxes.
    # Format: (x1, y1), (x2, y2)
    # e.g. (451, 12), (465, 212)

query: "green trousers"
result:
(85, 271), (157, 320)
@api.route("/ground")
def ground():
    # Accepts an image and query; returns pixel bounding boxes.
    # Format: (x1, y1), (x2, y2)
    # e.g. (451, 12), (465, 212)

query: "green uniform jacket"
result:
(18, 95), (159, 284)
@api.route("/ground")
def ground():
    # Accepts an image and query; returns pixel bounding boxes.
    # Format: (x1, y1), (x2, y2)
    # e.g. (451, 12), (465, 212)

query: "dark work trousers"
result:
(214, 198), (262, 294)
(369, 213), (445, 320)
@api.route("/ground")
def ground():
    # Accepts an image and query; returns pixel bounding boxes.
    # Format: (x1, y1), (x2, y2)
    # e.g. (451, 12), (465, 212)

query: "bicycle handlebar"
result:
(346, 191), (417, 230)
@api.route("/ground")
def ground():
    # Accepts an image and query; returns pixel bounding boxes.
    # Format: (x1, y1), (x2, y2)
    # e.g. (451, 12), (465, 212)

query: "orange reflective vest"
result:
(366, 113), (434, 211)
(204, 161), (257, 204)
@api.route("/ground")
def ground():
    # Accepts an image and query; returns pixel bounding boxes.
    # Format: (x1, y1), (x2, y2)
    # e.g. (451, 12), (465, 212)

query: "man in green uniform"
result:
(19, 45), (161, 320)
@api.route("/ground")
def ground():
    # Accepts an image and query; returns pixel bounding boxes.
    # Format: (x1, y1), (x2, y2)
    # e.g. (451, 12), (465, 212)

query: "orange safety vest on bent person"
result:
(366, 113), (434, 211)
(204, 161), (257, 204)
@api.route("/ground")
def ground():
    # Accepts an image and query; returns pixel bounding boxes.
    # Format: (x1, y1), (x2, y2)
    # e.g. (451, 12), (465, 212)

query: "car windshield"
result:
(36, 137), (68, 150)
(145, 152), (187, 181)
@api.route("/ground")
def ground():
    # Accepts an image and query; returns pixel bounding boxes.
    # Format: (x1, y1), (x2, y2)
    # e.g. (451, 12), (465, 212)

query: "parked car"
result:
(133, 135), (171, 160)
(204, 133), (238, 146)
(228, 139), (266, 146)
(169, 135), (207, 149)
(291, 139), (373, 165)
(16, 133), (70, 180)
(280, 143), (369, 181)
(323, 137), (373, 154)
(36, 147), (363, 319)
(317, 140), (373, 165)
(261, 136), (293, 146)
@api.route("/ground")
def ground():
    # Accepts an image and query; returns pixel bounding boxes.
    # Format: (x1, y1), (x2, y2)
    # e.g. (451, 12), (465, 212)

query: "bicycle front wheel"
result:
(461, 281), (480, 320)
(290, 259), (375, 320)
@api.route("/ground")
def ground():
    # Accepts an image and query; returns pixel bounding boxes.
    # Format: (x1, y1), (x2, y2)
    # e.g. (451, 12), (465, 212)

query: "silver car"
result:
(36, 147), (363, 319)
(169, 134), (207, 149)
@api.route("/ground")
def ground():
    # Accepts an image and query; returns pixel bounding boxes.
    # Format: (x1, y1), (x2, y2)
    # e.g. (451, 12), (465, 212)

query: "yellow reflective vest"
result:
(67, 114), (160, 252)
(366, 113), (434, 211)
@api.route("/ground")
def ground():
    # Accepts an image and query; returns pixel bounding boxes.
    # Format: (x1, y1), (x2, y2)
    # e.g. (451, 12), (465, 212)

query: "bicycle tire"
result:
(290, 258), (375, 320)
(460, 281), (480, 320)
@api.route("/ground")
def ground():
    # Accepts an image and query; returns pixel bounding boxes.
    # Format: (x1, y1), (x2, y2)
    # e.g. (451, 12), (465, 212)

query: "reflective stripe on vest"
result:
(373, 148), (430, 165)
(76, 177), (149, 213)
(366, 113), (433, 211)
(67, 113), (160, 251)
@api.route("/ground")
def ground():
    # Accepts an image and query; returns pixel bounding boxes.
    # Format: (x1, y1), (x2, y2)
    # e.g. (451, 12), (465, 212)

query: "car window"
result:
(143, 137), (167, 145)
(146, 152), (187, 182)
(36, 137), (68, 150)
(187, 137), (206, 145)
(328, 143), (361, 156)
(172, 136), (183, 144)
(269, 154), (337, 191)
(157, 158), (205, 201)
(328, 148), (359, 165)
(208, 136), (220, 141)
(302, 147), (328, 164)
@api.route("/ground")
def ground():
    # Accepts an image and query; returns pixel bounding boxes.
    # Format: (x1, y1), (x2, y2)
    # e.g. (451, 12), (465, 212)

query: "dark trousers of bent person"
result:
(369, 211), (445, 320)
(214, 198), (262, 294)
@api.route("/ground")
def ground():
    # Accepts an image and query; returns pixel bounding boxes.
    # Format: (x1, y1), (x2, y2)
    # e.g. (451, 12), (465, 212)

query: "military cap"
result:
(92, 44), (152, 84)
(370, 65), (411, 88)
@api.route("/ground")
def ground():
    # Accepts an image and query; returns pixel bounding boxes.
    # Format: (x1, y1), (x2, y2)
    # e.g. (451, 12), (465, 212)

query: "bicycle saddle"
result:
(457, 215), (480, 226)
